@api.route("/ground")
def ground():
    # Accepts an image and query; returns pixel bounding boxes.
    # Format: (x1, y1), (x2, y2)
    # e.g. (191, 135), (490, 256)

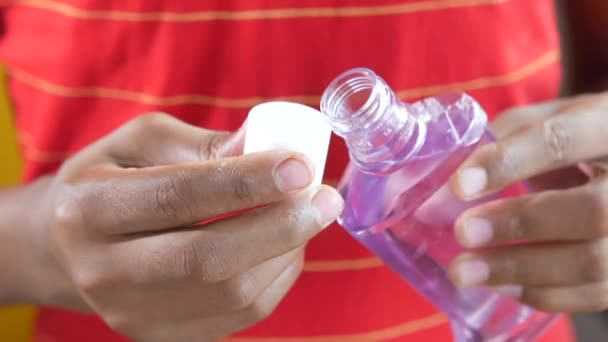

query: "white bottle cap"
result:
(243, 101), (332, 186)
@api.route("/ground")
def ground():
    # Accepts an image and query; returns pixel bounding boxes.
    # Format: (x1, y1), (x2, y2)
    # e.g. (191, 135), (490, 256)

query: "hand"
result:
(25, 113), (344, 341)
(448, 92), (608, 313)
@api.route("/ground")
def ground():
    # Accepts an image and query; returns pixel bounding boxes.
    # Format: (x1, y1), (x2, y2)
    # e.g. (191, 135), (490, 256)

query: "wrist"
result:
(0, 176), (62, 305)
(0, 183), (34, 304)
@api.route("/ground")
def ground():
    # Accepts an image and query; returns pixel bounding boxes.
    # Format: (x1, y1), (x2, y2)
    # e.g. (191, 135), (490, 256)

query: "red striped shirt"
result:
(0, 0), (574, 340)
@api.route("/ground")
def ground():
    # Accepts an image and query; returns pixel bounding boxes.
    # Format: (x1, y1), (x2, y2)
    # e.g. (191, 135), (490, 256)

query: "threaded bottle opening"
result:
(320, 68), (386, 137)
(320, 68), (423, 174)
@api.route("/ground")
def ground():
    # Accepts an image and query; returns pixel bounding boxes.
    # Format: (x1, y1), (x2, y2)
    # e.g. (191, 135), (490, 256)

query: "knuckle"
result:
(51, 185), (90, 237)
(154, 180), (179, 220)
(132, 112), (170, 130)
(507, 260), (525, 281)
(504, 215), (526, 241)
(503, 203), (532, 241)
(105, 313), (137, 336)
(153, 172), (196, 221)
(542, 117), (573, 164)
(73, 267), (112, 296)
(494, 258), (520, 282)
(198, 131), (227, 160)
(195, 239), (233, 282)
(493, 144), (520, 179)
(225, 166), (256, 203)
(179, 238), (234, 283)
(52, 191), (86, 230)
(180, 239), (203, 280)
(128, 112), (171, 139)
(243, 299), (275, 326)
(222, 276), (257, 311)
(273, 204), (319, 247)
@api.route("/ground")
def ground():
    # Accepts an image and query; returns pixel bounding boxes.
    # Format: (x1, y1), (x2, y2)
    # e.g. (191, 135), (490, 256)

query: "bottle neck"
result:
(320, 68), (424, 174)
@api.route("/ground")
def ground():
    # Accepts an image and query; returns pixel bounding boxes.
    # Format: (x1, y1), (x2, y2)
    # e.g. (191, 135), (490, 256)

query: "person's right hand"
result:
(24, 113), (344, 342)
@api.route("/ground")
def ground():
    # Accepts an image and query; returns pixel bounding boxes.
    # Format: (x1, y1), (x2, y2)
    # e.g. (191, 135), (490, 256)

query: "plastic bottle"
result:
(319, 67), (558, 341)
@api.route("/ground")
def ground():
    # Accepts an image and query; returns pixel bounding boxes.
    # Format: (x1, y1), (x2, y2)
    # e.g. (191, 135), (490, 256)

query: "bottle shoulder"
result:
(409, 92), (490, 160)
(338, 126), (491, 233)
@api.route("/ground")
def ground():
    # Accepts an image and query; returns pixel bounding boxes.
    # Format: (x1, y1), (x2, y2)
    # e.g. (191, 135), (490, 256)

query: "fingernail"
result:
(493, 284), (523, 299)
(458, 167), (488, 198)
(461, 218), (493, 248)
(455, 258), (489, 286)
(311, 187), (344, 226)
(276, 158), (313, 191)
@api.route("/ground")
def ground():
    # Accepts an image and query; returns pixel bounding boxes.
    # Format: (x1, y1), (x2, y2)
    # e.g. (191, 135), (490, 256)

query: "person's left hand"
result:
(448, 91), (608, 313)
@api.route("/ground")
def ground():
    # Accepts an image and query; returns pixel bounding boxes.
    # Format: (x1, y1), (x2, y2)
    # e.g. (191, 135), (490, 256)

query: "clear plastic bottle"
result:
(320, 68), (558, 341)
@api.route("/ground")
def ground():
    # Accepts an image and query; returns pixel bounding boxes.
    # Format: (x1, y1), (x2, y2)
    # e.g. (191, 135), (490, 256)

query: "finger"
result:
(205, 247), (305, 315)
(510, 281), (608, 313)
(491, 94), (599, 140)
(113, 186), (342, 283)
(454, 184), (608, 247)
(164, 251), (304, 342)
(128, 247), (305, 327)
(83, 150), (317, 234)
(449, 238), (608, 288)
(98, 113), (246, 167)
(491, 99), (567, 139)
(451, 104), (608, 200)
(232, 249), (304, 328)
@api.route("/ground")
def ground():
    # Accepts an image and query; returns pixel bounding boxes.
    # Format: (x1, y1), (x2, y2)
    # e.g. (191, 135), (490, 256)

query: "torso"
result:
(0, 0), (572, 340)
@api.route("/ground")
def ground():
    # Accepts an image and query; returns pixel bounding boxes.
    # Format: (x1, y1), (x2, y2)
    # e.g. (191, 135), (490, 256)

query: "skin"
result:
(0, 113), (344, 341)
(0, 1), (606, 341)
(447, 0), (608, 313)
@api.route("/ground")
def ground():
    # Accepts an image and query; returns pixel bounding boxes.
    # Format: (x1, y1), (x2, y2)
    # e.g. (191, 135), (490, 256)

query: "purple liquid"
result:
(333, 93), (557, 341)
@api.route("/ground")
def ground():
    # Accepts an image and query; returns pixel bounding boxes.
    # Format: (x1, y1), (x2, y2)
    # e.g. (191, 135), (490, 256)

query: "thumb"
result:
(99, 113), (248, 167)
